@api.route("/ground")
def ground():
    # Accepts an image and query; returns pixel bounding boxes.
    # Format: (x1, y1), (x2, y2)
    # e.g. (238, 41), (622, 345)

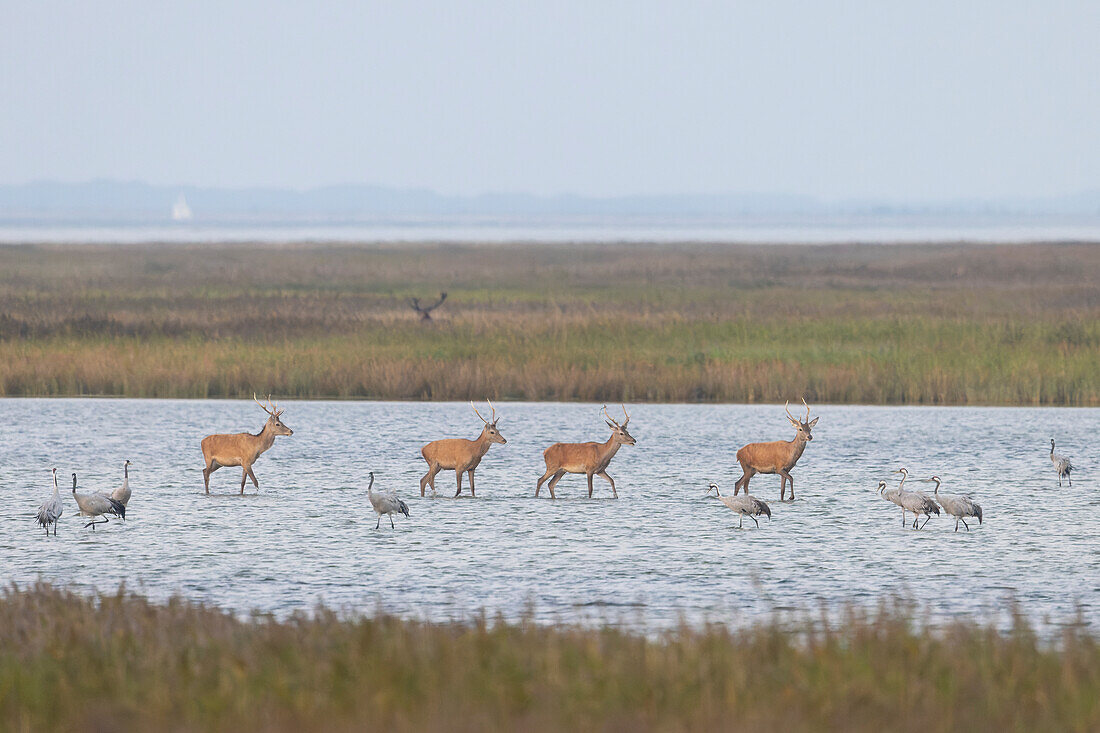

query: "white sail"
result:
(171, 194), (193, 221)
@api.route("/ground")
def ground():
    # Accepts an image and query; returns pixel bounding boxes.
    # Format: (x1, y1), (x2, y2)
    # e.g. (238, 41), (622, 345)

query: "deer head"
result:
(254, 393), (294, 436)
(471, 400), (507, 444)
(785, 398), (818, 442)
(602, 404), (637, 446)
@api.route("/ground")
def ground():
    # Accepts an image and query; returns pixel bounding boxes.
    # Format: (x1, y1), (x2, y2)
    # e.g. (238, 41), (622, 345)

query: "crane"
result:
(35, 468), (65, 536)
(71, 472), (125, 530)
(367, 471), (409, 530)
(706, 482), (771, 528)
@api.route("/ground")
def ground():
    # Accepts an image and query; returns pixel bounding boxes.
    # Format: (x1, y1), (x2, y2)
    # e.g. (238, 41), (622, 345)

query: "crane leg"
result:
(390, 514), (395, 529)
(738, 514), (744, 529)
(751, 515), (759, 528)
(961, 518), (969, 532)
(375, 514), (381, 530)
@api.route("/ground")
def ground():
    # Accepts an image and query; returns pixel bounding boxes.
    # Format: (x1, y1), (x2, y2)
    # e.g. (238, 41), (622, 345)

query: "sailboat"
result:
(171, 194), (193, 222)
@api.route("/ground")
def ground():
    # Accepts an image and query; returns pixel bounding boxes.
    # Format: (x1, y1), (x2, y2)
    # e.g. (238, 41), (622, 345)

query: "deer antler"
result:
(410, 292), (448, 320)
(254, 392), (277, 418)
(471, 401), (488, 424)
(802, 397), (811, 423)
(602, 404), (621, 428)
(620, 403), (630, 427)
(487, 399), (498, 424)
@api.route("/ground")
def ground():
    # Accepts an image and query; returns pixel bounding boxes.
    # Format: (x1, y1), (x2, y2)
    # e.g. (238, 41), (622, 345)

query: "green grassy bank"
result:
(0, 241), (1097, 404)
(1, 585), (1098, 732)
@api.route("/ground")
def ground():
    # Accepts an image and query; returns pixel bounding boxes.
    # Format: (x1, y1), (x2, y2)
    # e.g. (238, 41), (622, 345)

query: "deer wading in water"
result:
(536, 404), (636, 499)
(201, 394), (293, 494)
(734, 399), (818, 502)
(419, 401), (507, 497)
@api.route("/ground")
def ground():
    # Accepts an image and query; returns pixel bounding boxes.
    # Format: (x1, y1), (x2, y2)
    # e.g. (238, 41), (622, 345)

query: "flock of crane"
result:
(33, 396), (1079, 536)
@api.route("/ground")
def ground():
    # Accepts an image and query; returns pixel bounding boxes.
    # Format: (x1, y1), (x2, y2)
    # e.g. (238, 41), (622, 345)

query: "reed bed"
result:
(2, 584), (1098, 732)
(0, 241), (1097, 404)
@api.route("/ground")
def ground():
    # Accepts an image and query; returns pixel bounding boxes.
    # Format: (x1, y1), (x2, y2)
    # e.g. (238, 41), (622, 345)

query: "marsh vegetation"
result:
(0, 241), (1096, 404)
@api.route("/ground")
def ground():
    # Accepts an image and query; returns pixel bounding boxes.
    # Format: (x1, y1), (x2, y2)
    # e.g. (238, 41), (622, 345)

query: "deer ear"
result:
(808, 417), (819, 428)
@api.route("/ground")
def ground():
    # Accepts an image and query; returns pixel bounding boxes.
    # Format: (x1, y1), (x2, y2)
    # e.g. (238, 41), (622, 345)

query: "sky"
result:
(1, 1), (1097, 201)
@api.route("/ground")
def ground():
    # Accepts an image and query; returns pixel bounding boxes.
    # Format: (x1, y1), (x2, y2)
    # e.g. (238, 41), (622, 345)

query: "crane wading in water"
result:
(201, 394), (293, 494)
(921, 475), (983, 532)
(71, 472), (124, 529)
(1050, 439), (1074, 487)
(706, 481), (771, 528)
(36, 467), (64, 536)
(367, 471), (409, 529)
(893, 467), (939, 529)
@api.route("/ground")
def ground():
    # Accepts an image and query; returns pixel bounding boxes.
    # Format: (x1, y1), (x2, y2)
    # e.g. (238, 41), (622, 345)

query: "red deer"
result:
(201, 394), (294, 494)
(409, 292), (447, 321)
(536, 405), (636, 499)
(734, 399), (817, 501)
(420, 401), (507, 497)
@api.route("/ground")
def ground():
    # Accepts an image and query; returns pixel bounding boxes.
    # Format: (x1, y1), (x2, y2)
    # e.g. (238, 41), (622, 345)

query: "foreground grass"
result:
(0, 241), (1097, 404)
(2, 585), (1099, 732)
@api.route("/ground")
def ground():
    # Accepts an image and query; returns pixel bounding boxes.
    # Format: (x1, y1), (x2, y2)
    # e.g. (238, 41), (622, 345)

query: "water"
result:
(3, 214), (1100, 244)
(1, 399), (1096, 633)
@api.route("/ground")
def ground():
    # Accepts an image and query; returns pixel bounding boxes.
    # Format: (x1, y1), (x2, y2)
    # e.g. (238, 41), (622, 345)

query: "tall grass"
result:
(2, 584), (1099, 732)
(0, 242), (1097, 404)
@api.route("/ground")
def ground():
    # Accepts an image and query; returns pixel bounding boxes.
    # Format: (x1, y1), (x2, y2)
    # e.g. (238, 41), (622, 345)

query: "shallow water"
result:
(1, 399), (1096, 632)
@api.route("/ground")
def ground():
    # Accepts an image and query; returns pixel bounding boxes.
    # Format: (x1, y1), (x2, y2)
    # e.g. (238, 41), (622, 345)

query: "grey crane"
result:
(71, 472), (125, 530)
(105, 459), (132, 507)
(892, 468), (939, 529)
(920, 475), (982, 532)
(877, 480), (907, 527)
(367, 471), (409, 529)
(1050, 439), (1074, 487)
(706, 482), (771, 528)
(35, 467), (65, 536)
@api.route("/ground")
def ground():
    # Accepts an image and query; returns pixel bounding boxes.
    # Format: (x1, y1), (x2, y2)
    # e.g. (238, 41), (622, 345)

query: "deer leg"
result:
(536, 468), (555, 497)
(468, 470), (476, 498)
(203, 459), (219, 494)
(735, 468), (755, 496)
(454, 470), (464, 498)
(547, 470), (566, 499)
(587, 472), (594, 498)
(597, 471), (617, 499)
(779, 471), (795, 502)
(420, 466), (435, 497)
(246, 465), (260, 489)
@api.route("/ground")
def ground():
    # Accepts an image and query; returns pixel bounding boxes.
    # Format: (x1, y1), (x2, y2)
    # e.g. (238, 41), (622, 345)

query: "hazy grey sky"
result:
(1, 1), (1097, 199)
